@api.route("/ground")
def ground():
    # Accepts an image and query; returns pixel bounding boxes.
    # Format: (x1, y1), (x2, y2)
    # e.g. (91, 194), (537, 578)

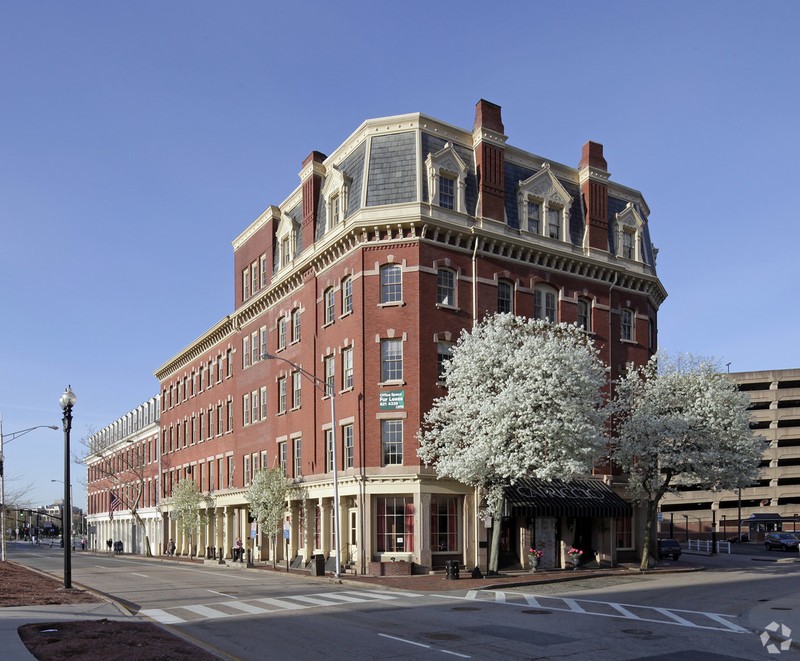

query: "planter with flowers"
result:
(568, 547), (583, 570)
(528, 548), (543, 572)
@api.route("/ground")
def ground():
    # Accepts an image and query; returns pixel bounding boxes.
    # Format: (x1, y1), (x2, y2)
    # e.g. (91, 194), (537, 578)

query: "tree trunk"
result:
(487, 496), (504, 575)
(639, 498), (659, 570)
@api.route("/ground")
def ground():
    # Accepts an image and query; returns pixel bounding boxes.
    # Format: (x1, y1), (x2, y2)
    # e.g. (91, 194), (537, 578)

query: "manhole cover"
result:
(426, 632), (461, 641)
(451, 606), (481, 612)
(521, 609), (552, 615)
(622, 629), (654, 637)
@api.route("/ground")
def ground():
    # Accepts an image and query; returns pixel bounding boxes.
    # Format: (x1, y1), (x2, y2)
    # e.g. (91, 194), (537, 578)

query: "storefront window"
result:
(430, 496), (459, 552)
(616, 515), (633, 549)
(376, 496), (414, 552)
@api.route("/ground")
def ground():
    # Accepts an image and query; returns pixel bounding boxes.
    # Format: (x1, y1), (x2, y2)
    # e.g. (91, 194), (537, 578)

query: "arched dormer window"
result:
(425, 142), (468, 214)
(320, 164), (351, 233)
(276, 213), (299, 270)
(615, 202), (646, 262)
(517, 163), (572, 241)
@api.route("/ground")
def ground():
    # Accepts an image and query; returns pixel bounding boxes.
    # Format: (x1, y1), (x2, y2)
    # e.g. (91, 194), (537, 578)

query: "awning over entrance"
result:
(505, 477), (632, 518)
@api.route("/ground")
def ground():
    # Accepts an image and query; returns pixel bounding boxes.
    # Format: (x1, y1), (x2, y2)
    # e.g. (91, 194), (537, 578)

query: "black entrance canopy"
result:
(504, 477), (632, 518)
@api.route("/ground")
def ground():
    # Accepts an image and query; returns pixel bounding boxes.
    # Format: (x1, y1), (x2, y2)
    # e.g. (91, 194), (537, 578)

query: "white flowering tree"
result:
(169, 478), (208, 559)
(246, 467), (295, 568)
(417, 314), (608, 574)
(610, 353), (763, 570)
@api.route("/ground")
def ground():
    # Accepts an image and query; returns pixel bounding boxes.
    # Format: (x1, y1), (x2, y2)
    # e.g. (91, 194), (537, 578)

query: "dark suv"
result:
(657, 539), (682, 560)
(764, 533), (800, 551)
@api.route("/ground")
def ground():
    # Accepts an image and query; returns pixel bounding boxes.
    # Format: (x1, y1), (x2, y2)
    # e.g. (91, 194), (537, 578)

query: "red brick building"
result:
(95, 100), (665, 573)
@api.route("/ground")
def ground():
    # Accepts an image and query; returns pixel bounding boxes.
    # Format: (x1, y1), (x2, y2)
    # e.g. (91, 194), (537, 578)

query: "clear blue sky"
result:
(2, 1), (798, 510)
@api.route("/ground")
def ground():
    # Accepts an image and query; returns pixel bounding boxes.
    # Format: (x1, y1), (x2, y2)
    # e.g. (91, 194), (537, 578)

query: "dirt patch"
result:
(18, 619), (221, 661)
(2, 562), (221, 660)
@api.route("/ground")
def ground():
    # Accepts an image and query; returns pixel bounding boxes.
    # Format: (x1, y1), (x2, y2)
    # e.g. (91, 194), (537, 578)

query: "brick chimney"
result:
(300, 150), (326, 255)
(579, 141), (610, 251)
(472, 99), (507, 223)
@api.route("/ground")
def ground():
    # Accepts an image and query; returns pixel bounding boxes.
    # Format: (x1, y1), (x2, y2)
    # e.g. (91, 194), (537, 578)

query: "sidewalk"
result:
(0, 601), (131, 661)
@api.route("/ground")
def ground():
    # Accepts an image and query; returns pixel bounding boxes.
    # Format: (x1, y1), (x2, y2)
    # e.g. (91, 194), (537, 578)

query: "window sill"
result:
(620, 338), (637, 345)
(378, 301), (405, 308)
(322, 320), (335, 329)
(435, 303), (459, 311)
(378, 380), (405, 387)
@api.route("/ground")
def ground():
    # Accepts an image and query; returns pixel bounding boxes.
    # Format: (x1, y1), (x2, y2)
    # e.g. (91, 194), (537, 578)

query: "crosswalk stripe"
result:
(653, 607), (695, 627)
(290, 595), (343, 606)
(704, 613), (749, 633)
(611, 604), (642, 619)
(340, 590), (403, 600)
(222, 601), (271, 615)
(562, 598), (585, 613)
(255, 597), (308, 610)
(182, 604), (233, 619)
(309, 593), (371, 603)
(139, 608), (186, 624)
(523, 595), (542, 608)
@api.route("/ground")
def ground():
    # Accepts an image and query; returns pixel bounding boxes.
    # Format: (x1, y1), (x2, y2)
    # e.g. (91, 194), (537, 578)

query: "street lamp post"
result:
(711, 502), (719, 556)
(262, 353), (341, 577)
(0, 420), (58, 562)
(59, 386), (77, 589)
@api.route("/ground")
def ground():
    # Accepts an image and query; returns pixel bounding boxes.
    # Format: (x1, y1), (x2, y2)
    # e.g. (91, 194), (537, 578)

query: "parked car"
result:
(764, 533), (800, 551)
(657, 538), (682, 560)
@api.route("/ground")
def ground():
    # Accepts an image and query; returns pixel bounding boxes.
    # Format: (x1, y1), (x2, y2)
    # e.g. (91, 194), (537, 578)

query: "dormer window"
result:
(614, 202), (646, 262)
(425, 142), (468, 213)
(517, 163), (572, 242)
(320, 165), (351, 233)
(276, 212), (299, 270)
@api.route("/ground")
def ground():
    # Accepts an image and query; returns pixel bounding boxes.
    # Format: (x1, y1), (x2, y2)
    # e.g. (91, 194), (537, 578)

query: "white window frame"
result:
(381, 338), (403, 382)
(621, 308), (635, 342)
(577, 298), (592, 333)
(517, 163), (572, 241)
(614, 202), (646, 263)
(291, 309), (301, 343)
(425, 142), (467, 213)
(342, 347), (354, 391)
(320, 164), (351, 233)
(342, 277), (353, 315)
(324, 288), (335, 325)
(534, 285), (559, 322)
(436, 268), (456, 307)
(380, 264), (402, 304)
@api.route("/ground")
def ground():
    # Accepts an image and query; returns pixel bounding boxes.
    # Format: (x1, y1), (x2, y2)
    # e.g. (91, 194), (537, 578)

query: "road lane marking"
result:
(207, 589), (236, 598)
(378, 633), (471, 658)
(130, 573), (149, 578)
(221, 601), (270, 615)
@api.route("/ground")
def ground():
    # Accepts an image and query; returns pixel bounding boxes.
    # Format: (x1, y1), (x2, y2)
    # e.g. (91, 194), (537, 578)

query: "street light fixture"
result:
(262, 352), (341, 578)
(59, 386), (77, 589)
(0, 421), (58, 562)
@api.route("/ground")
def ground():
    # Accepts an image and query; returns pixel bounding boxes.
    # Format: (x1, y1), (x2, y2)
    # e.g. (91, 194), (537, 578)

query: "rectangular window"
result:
(244, 454), (251, 486)
(278, 377), (287, 414)
(293, 438), (302, 478)
(342, 277), (352, 315)
(616, 516), (633, 549)
(381, 339), (403, 382)
(278, 441), (287, 475)
(431, 496), (459, 552)
(331, 193), (341, 226)
(260, 450), (267, 472)
(439, 176), (454, 210)
(252, 452), (259, 474)
(622, 231), (634, 259)
(325, 429), (334, 473)
(292, 371), (302, 408)
(497, 281), (512, 314)
(291, 310), (301, 343)
(436, 269), (455, 306)
(343, 424), (354, 469)
(534, 289), (558, 322)
(260, 326), (268, 360)
(208, 407), (214, 438)
(376, 496), (414, 553)
(227, 400), (233, 432)
(342, 347), (354, 390)
(199, 365), (205, 392)
(251, 260), (259, 295)
(380, 264), (402, 304)
(218, 458), (224, 490)
(199, 410), (205, 441)
(243, 267), (250, 300)
(243, 337), (250, 369)
(381, 419), (403, 466)
(324, 288), (335, 325)
(324, 355), (335, 396)
(278, 317), (286, 350)
(227, 348), (233, 377)
(547, 208), (560, 239)
(251, 391), (259, 422)
(227, 456), (235, 487)
(621, 308), (634, 341)
(577, 299), (592, 332)
(260, 386), (268, 420)
(208, 460), (214, 491)
(260, 254), (267, 288)
(437, 342), (453, 381)
(527, 200), (540, 233)
(251, 332), (258, 364)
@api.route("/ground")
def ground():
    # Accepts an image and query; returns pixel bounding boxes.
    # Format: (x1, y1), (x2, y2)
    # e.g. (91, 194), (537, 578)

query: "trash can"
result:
(445, 560), (459, 580)
(313, 553), (326, 576)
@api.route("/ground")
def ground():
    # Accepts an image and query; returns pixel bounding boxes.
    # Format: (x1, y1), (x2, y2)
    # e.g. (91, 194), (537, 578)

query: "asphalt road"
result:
(10, 541), (800, 660)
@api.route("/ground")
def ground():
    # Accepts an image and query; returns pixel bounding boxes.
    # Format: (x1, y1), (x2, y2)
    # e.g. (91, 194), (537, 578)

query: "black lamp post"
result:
(59, 386), (76, 589)
(711, 503), (718, 556)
